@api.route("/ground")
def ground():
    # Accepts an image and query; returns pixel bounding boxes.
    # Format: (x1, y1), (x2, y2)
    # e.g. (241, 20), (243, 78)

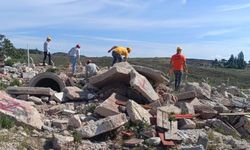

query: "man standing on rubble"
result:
(108, 46), (132, 66)
(169, 47), (188, 91)
(68, 44), (81, 75)
(85, 59), (99, 80)
(43, 36), (52, 66)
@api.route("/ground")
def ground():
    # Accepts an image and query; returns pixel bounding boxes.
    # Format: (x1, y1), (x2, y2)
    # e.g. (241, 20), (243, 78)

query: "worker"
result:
(85, 59), (99, 80)
(108, 46), (132, 66)
(168, 46), (188, 91)
(68, 44), (81, 74)
(43, 36), (52, 66)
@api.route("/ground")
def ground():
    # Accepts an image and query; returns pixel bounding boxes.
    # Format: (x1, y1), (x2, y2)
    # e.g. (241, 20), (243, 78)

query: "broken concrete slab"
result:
(145, 137), (161, 146)
(176, 102), (195, 115)
(243, 115), (250, 133)
(47, 104), (66, 115)
(68, 115), (81, 128)
(123, 138), (144, 147)
(178, 119), (196, 129)
(126, 100), (152, 124)
(158, 105), (181, 114)
(95, 93), (127, 117)
(77, 113), (128, 138)
(210, 119), (241, 137)
(197, 135), (208, 150)
(130, 70), (159, 102)
(184, 82), (211, 99)
(193, 105), (218, 119)
(0, 91), (43, 129)
(63, 86), (88, 101)
(50, 92), (64, 103)
(16, 94), (29, 101)
(52, 119), (68, 129)
(89, 62), (132, 88)
(27, 96), (43, 105)
(6, 86), (55, 96)
(132, 65), (169, 84)
(177, 91), (197, 101)
(53, 134), (74, 150)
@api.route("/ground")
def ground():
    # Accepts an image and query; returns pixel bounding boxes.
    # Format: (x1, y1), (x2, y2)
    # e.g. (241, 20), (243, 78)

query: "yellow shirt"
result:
(114, 47), (129, 58)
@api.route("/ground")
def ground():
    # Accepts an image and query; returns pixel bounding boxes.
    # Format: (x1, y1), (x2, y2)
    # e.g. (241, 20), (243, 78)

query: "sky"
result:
(1, 0), (250, 60)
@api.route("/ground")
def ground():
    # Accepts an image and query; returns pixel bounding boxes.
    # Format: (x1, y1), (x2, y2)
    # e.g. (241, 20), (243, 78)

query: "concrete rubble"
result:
(77, 113), (128, 138)
(0, 62), (250, 149)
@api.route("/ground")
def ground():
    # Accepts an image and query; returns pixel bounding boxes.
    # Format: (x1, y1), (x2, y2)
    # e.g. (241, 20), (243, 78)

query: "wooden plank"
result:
(219, 112), (250, 116)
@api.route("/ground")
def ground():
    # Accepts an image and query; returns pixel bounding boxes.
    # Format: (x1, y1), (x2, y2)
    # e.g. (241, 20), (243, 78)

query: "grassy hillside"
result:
(30, 53), (250, 88)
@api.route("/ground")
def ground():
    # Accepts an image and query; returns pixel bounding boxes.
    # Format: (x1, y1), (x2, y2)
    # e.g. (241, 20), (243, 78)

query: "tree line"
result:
(0, 34), (42, 61)
(212, 51), (248, 69)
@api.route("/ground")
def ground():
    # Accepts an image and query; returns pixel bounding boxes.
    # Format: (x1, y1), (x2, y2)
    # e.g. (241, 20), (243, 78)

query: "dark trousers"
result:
(43, 51), (51, 65)
(174, 70), (183, 91)
(111, 51), (122, 66)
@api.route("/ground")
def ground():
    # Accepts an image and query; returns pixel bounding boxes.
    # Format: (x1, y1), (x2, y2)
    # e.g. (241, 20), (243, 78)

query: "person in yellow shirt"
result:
(108, 46), (132, 66)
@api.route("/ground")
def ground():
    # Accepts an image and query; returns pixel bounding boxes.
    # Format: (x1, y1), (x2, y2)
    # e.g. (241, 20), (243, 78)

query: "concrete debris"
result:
(176, 102), (195, 114)
(89, 62), (132, 87)
(27, 96), (43, 105)
(130, 70), (159, 102)
(7, 86), (55, 96)
(77, 113), (128, 138)
(0, 91), (43, 129)
(126, 100), (152, 124)
(145, 137), (161, 146)
(2, 61), (250, 149)
(209, 119), (241, 137)
(193, 105), (218, 119)
(181, 145), (204, 150)
(47, 104), (66, 115)
(132, 65), (169, 84)
(123, 138), (144, 147)
(52, 119), (68, 129)
(184, 82), (211, 99)
(63, 86), (88, 101)
(51, 92), (64, 103)
(196, 135), (208, 150)
(178, 119), (196, 129)
(53, 134), (74, 149)
(177, 91), (197, 101)
(68, 115), (81, 128)
(95, 93), (126, 117)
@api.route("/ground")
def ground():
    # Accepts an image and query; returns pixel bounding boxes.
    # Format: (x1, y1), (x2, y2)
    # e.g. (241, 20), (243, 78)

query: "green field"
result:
(30, 53), (250, 88)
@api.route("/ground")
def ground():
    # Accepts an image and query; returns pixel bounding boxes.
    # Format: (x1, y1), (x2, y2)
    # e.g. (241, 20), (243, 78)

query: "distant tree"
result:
(225, 54), (236, 68)
(237, 51), (246, 69)
(212, 59), (219, 67)
(0, 34), (25, 60)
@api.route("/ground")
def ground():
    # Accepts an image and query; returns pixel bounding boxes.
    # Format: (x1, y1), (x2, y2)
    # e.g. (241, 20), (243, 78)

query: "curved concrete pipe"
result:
(29, 72), (66, 92)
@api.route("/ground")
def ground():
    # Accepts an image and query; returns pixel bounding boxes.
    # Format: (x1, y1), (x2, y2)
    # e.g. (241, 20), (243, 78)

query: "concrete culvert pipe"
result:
(29, 72), (66, 92)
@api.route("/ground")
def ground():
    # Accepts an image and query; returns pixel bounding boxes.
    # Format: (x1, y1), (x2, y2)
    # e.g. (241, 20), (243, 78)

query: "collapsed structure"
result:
(0, 62), (250, 149)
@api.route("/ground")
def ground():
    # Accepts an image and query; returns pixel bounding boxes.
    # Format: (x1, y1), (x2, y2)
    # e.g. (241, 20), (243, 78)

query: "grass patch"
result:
(10, 79), (21, 86)
(84, 103), (97, 114)
(46, 67), (59, 73)
(124, 120), (150, 139)
(0, 81), (8, 90)
(72, 131), (81, 143)
(0, 116), (15, 129)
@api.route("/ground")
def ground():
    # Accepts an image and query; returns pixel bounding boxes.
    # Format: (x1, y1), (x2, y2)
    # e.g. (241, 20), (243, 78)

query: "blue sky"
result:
(1, 0), (250, 60)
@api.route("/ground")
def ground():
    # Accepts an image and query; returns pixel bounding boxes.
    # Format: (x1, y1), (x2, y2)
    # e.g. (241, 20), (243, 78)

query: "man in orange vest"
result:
(169, 47), (188, 91)
(108, 46), (132, 66)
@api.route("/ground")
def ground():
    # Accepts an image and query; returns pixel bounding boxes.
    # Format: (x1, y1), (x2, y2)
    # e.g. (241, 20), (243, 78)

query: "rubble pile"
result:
(0, 62), (250, 149)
